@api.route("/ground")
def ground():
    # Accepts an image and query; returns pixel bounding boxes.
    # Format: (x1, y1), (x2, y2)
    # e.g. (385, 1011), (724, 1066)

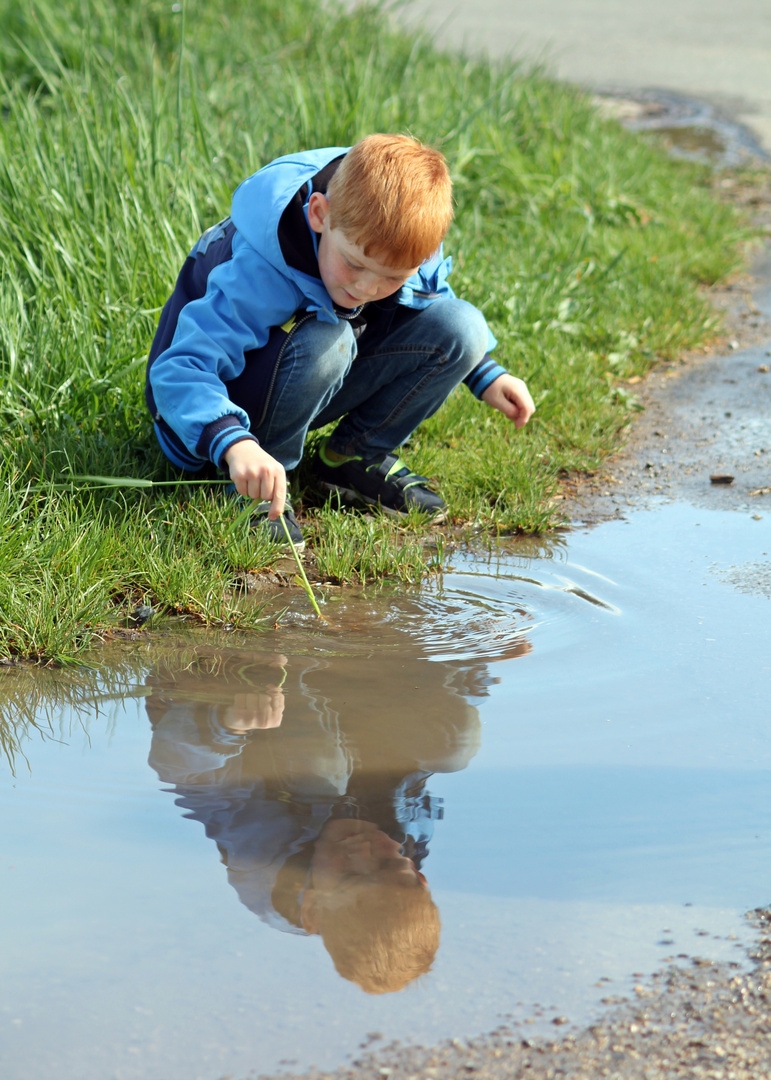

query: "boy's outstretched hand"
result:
(223, 441), (286, 519)
(480, 373), (536, 428)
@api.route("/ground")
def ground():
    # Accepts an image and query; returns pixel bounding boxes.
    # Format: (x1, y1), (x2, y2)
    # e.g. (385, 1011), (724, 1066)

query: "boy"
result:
(146, 134), (535, 547)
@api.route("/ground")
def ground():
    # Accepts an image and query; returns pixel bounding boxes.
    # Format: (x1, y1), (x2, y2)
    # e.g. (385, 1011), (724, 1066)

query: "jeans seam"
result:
(358, 345), (448, 363)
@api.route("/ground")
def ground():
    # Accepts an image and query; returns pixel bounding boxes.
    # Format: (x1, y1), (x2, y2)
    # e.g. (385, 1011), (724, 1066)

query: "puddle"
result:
(2, 503), (771, 1079)
(593, 90), (769, 167)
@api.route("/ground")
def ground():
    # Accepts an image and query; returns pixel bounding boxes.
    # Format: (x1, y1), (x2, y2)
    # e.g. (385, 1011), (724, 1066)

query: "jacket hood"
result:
(231, 146), (349, 274)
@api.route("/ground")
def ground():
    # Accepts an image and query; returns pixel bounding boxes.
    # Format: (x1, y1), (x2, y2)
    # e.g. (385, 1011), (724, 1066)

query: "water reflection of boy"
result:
(144, 647), (484, 992)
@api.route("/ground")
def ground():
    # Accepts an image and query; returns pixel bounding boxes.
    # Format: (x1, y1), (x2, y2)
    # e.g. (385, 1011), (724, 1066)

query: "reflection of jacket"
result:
(145, 146), (503, 469)
(146, 659), (481, 933)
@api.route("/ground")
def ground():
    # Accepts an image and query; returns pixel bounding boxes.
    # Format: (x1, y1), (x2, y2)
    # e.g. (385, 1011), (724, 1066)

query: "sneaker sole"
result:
(319, 481), (447, 525)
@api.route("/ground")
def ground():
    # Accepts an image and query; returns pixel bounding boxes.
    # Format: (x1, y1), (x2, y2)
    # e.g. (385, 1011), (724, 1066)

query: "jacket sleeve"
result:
(149, 232), (303, 466)
(398, 248), (459, 309)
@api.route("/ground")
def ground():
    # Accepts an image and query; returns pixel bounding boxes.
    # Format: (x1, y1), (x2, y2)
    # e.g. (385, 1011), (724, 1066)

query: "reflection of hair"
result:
(317, 878), (441, 995)
(326, 134), (453, 267)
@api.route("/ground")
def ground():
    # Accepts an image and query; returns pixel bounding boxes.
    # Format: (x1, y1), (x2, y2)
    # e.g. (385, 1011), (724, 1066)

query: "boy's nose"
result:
(355, 274), (381, 298)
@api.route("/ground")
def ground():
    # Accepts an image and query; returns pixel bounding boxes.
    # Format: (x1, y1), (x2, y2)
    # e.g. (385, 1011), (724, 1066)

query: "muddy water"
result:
(2, 503), (770, 1080)
(594, 90), (770, 167)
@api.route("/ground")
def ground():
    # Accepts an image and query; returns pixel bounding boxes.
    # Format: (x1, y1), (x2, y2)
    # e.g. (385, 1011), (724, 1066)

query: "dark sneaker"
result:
(312, 439), (447, 522)
(250, 499), (305, 552)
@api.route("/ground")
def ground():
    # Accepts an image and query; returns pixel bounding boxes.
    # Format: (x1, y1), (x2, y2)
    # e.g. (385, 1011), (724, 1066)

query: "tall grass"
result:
(0, 0), (751, 661)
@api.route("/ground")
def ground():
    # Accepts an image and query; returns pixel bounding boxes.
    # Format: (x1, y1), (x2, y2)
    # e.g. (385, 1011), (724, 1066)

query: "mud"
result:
(593, 90), (770, 168)
(561, 216), (771, 534)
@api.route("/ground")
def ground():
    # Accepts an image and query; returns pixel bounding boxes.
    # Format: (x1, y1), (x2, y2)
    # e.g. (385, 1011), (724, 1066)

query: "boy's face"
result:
(307, 193), (419, 309)
(303, 818), (426, 920)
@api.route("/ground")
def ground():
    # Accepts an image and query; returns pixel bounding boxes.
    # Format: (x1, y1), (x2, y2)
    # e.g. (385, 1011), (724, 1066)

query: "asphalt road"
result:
(399, 0), (771, 153)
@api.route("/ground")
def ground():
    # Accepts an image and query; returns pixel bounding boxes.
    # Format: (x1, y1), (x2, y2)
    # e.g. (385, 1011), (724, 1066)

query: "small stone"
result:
(127, 603), (156, 627)
(710, 474), (734, 485)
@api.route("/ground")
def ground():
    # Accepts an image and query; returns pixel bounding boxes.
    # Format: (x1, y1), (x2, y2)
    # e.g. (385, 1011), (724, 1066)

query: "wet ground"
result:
(562, 238), (771, 528)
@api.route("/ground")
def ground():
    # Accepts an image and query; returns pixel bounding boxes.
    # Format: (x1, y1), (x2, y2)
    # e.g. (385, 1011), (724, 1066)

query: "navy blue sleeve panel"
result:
(145, 219), (241, 469)
(146, 218), (237, 393)
(464, 353), (508, 398)
(146, 221), (305, 470)
(200, 416), (259, 470)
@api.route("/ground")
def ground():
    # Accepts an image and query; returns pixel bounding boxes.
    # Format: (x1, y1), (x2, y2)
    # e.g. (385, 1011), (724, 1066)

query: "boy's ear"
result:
(300, 887), (321, 934)
(307, 192), (329, 234)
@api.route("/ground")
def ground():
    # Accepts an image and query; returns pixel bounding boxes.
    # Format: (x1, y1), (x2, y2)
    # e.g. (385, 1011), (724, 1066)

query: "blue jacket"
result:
(146, 147), (505, 470)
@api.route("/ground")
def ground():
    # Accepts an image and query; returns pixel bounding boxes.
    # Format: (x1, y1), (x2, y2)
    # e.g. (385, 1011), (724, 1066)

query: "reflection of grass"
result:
(0, 662), (136, 775)
(0, 638), (294, 773)
(0, 0), (751, 662)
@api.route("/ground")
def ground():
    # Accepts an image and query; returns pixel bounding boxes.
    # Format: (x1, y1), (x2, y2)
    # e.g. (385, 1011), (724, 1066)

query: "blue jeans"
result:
(250, 298), (489, 469)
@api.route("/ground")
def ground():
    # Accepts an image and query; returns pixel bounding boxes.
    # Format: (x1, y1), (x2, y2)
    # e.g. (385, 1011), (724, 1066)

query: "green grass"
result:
(308, 501), (447, 585)
(0, 0), (753, 662)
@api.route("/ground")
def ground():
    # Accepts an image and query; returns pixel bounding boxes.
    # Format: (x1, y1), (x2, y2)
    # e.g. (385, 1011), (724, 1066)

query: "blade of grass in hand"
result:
(279, 512), (325, 621)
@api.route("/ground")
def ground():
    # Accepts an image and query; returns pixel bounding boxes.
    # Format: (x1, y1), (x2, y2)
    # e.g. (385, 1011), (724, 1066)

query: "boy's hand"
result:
(223, 441), (286, 519)
(480, 374), (536, 428)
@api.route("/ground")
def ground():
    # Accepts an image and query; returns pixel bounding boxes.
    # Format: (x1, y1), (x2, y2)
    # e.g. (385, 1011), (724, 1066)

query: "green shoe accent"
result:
(383, 457), (408, 480)
(311, 447), (447, 522)
(318, 437), (360, 468)
(381, 457), (429, 490)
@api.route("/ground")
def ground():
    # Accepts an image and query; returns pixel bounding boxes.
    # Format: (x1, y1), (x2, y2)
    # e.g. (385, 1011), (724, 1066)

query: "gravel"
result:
(260, 908), (771, 1080)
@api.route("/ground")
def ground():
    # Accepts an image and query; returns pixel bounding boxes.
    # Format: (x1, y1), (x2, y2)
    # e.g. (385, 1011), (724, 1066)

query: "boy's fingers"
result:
(512, 392), (535, 426)
(267, 471), (286, 520)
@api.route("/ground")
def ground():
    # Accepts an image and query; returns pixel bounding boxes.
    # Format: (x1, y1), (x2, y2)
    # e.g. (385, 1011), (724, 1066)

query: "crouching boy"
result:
(146, 134), (534, 547)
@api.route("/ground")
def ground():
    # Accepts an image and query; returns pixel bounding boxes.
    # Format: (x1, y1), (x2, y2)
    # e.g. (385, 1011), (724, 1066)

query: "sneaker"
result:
(312, 438), (447, 522)
(250, 499), (306, 552)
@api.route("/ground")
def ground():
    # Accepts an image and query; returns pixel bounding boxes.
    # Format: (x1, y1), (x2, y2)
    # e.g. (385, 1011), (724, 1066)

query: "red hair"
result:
(326, 134), (453, 267)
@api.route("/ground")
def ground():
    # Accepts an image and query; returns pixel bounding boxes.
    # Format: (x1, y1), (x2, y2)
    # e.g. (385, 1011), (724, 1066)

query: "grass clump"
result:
(309, 502), (446, 586)
(0, 0), (752, 662)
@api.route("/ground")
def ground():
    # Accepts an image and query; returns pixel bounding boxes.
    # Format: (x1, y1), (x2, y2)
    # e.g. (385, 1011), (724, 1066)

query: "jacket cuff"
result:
(197, 415), (259, 469)
(464, 354), (508, 399)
